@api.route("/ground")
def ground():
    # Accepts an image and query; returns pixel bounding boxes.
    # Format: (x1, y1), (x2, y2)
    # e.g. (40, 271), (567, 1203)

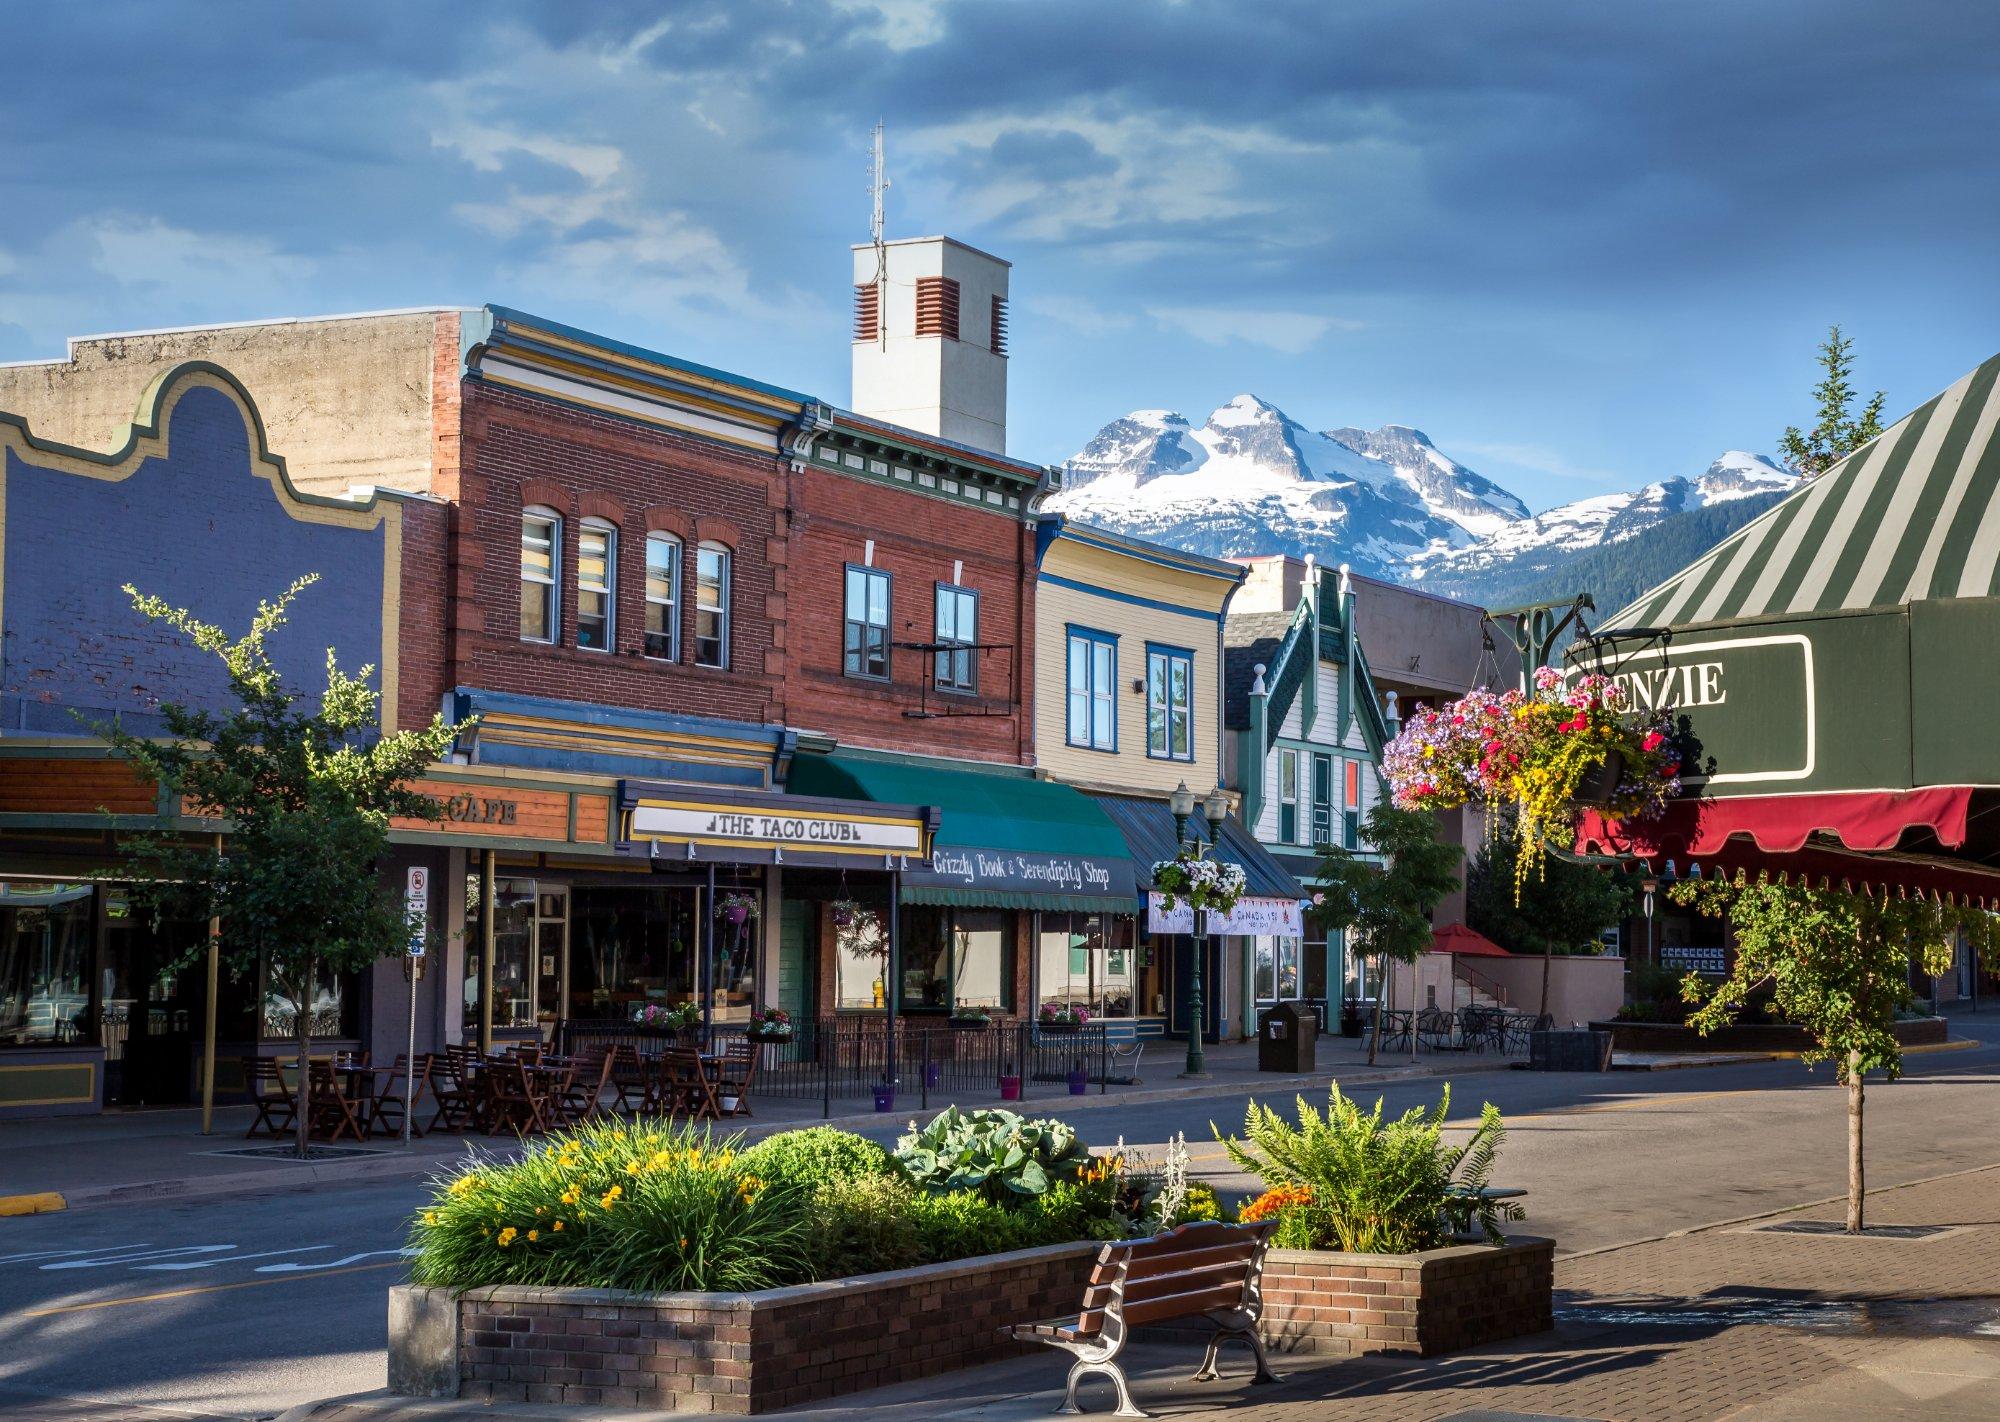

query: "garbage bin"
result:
(1258, 1001), (1317, 1073)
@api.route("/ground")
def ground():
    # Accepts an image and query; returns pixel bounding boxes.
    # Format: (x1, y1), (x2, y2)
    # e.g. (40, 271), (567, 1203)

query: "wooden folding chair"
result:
(650, 1047), (720, 1120)
(484, 1058), (552, 1135)
(365, 1054), (430, 1138)
(243, 1057), (296, 1139)
(307, 1062), (369, 1143)
(558, 1046), (616, 1121)
(427, 1052), (478, 1133)
(608, 1044), (649, 1115)
(710, 1039), (761, 1117)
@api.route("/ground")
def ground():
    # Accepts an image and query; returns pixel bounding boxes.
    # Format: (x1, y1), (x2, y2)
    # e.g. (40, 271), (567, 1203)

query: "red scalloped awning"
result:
(1575, 787), (1974, 858)
(1574, 787), (2000, 905)
(1430, 922), (1510, 958)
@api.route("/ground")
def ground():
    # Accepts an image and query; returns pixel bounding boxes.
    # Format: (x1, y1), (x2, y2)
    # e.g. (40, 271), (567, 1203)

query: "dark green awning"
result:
(786, 752), (1139, 911)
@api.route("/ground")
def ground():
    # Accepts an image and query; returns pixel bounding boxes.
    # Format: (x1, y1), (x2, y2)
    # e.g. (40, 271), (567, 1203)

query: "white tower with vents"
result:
(850, 233), (1011, 454)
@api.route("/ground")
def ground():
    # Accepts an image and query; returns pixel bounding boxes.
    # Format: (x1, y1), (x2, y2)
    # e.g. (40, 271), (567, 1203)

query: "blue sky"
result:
(2, 1), (1996, 513)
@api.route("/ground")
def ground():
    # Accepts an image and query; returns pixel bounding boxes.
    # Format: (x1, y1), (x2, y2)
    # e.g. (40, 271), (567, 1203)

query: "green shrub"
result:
(1176, 1181), (1222, 1224)
(739, 1126), (893, 1193)
(810, 1173), (926, 1279)
(408, 1118), (813, 1293)
(1215, 1084), (1521, 1254)
(905, 1187), (1034, 1259)
(894, 1106), (1094, 1199)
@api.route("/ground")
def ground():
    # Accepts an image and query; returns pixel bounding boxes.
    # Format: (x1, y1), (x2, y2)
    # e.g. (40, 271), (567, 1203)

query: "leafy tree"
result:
(1467, 835), (1636, 1016)
(1313, 804), (1463, 1064)
(1779, 325), (1887, 477)
(1669, 873), (1996, 1232)
(99, 576), (460, 1157)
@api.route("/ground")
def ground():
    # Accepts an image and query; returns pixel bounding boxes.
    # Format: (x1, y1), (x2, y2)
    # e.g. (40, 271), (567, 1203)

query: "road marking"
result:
(255, 1248), (413, 1273)
(22, 1259), (406, 1316)
(136, 1246), (330, 1272)
(0, 1246), (142, 1266)
(41, 1245), (235, 1270)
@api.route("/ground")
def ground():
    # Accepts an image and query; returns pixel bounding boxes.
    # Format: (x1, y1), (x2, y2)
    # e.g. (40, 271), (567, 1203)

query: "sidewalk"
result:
(0, 1035), (1488, 1214)
(291, 1161), (2000, 1422)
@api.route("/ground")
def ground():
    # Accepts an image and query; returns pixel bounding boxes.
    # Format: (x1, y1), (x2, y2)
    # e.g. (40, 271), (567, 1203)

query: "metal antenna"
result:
(870, 119), (890, 350)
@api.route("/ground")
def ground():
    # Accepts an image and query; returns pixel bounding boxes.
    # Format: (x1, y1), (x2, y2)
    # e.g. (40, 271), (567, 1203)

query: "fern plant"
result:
(1215, 1084), (1521, 1253)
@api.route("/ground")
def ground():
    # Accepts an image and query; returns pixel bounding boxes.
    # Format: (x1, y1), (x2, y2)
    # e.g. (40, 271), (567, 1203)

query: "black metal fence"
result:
(552, 1017), (1141, 1117)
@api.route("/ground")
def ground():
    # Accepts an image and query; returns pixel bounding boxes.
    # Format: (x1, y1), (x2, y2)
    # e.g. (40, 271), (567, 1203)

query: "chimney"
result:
(851, 236), (1010, 454)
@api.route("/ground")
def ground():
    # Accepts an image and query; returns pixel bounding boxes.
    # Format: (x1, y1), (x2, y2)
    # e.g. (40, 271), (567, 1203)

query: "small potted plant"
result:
(1039, 1001), (1090, 1035)
(998, 1058), (1022, 1102)
(948, 1002), (992, 1031)
(716, 891), (759, 927)
(1066, 1060), (1090, 1095)
(746, 1006), (792, 1043)
(830, 897), (863, 929)
(1340, 997), (1365, 1038)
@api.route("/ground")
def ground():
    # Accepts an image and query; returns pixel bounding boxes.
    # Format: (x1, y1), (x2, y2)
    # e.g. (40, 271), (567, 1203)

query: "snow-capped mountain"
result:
(1409, 451), (1797, 585)
(1049, 393), (1797, 597)
(1048, 396), (1529, 577)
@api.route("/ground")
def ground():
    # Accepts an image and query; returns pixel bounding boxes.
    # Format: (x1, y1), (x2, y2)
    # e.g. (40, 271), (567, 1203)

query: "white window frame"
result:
(644, 532), (680, 662)
(695, 541), (731, 669)
(1145, 646), (1194, 761)
(1065, 628), (1116, 751)
(520, 507), (561, 645)
(576, 518), (616, 652)
(1278, 747), (1301, 845)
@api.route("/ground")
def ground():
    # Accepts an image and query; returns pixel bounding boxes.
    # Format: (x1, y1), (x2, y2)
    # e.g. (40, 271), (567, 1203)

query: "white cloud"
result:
(432, 124), (624, 186)
(1453, 440), (1623, 484)
(1024, 294), (1135, 338)
(830, 0), (949, 51)
(84, 216), (313, 294)
(1146, 305), (1354, 355)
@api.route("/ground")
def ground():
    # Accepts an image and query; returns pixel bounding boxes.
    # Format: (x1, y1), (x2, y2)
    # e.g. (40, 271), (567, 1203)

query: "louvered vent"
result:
(990, 294), (1009, 357)
(915, 276), (960, 340)
(853, 283), (879, 342)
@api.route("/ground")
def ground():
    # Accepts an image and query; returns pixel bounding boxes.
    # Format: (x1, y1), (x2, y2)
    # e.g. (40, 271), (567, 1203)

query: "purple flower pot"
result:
(872, 1084), (895, 1112)
(832, 906), (856, 928)
(924, 1062), (942, 1089)
(998, 1075), (1022, 1102)
(1067, 1068), (1088, 1096)
(724, 904), (751, 926)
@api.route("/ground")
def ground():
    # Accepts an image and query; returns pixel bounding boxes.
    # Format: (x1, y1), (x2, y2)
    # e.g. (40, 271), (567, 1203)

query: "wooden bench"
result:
(1003, 1220), (1280, 1418)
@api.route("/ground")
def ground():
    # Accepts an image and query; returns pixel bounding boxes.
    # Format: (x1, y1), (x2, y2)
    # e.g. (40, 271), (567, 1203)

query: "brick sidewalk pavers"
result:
(1213, 1162), (2000, 1422)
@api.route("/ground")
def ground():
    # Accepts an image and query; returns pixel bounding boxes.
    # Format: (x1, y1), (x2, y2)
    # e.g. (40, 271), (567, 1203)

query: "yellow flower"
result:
(552, 1221), (564, 1233)
(560, 1184), (582, 1207)
(599, 1185), (623, 1210)
(527, 1229), (539, 1242)
(678, 1236), (689, 1249)
(448, 1174), (480, 1197)
(497, 1227), (518, 1248)
(422, 1211), (439, 1227)
(625, 1160), (643, 1176)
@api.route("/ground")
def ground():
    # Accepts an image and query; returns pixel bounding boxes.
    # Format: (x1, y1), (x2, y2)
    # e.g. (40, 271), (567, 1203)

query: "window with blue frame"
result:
(1145, 645), (1193, 760)
(1065, 628), (1117, 751)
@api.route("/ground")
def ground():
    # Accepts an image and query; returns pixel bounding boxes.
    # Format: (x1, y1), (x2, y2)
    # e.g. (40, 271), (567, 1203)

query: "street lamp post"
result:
(1171, 782), (1233, 1079)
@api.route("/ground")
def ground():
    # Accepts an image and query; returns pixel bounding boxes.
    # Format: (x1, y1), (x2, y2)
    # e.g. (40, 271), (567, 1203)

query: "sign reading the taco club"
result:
(630, 800), (925, 853)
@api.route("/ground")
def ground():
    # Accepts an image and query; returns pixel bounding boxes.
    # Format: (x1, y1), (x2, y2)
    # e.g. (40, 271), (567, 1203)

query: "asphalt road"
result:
(2, 1013), (1995, 1420)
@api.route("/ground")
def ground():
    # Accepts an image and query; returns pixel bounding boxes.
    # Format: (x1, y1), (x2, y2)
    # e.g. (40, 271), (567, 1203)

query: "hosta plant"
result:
(894, 1105), (1095, 1200)
(1215, 1083), (1522, 1253)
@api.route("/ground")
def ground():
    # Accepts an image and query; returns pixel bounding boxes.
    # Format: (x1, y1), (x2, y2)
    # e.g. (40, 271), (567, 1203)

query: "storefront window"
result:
(834, 906), (891, 1011)
(900, 906), (1014, 1012)
(260, 958), (363, 1040)
(0, 883), (94, 1047)
(1036, 912), (1137, 1019)
(570, 886), (700, 1021)
(1253, 936), (1301, 1004)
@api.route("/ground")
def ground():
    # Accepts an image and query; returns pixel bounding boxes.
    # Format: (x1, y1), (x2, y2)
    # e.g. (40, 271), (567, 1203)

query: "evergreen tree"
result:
(1779, 325), (1887, 477)
(100, 576), (461, 1158)
(1313, 804), (1463, 1065)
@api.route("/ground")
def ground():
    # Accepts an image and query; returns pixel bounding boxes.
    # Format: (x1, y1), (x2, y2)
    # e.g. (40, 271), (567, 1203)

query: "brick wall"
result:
(1256, 1236), (1554, 1358)
(396, 494), (451, 732)
(399, 1240), (1099, 1414)
(785, 463), (1033, 764)
(450, 385), (785, 728)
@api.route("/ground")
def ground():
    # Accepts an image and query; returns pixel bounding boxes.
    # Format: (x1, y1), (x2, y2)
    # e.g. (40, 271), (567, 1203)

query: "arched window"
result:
(694, 541), (730, 668)
(520, 507), (561, 644)
(645, 533), (681, 661)
(576, 518), (616, 651)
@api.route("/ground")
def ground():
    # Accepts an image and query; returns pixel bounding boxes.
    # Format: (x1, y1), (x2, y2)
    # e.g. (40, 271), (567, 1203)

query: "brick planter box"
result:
(1254, 1235), (1554, 1358)
(1596, 1016), (1948, 1054)
(388, 1240), (1100, 1415)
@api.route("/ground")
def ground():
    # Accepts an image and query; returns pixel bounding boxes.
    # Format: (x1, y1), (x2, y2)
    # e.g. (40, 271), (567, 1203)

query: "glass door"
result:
(534, 888), (569, 1036)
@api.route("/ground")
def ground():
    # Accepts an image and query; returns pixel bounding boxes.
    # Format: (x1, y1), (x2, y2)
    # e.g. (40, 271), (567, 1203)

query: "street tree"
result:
(1313, 804), (1463, 1065)
(1778, 325), (1886, 477)
(1467, 832), (1636, 1017)
(1669, 873), (1995, 1232)
(99, 575), (460, 1158)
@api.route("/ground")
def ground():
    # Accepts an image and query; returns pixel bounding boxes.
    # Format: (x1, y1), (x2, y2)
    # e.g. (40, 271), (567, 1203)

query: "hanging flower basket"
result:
(717, 892), (759, 926)
(830, 898), (863, 929)
(1150, 855), (1248, 917)
(746, 1007), (793, 1042)
(1382, 667), (1680, 898)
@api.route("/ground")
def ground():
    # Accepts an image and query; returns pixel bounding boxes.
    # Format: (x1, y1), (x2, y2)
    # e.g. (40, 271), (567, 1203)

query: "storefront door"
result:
(1168, 934), (1221, 1042)
(535, 888), (569, 1036)
(101, 902), (203, 1105)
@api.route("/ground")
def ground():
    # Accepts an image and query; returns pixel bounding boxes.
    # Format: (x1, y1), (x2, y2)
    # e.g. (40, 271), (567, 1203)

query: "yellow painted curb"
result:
(0, 1192), (66, 1217)
(1903, 1038), (1977, 1055)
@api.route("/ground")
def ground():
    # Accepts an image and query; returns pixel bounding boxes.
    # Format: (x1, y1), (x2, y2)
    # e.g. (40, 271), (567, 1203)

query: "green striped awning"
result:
(1609, 350), (2000, 629)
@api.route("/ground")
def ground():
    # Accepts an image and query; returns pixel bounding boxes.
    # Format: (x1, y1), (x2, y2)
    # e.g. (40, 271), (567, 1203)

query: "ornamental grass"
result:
(408, 1118), (813, 1294)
